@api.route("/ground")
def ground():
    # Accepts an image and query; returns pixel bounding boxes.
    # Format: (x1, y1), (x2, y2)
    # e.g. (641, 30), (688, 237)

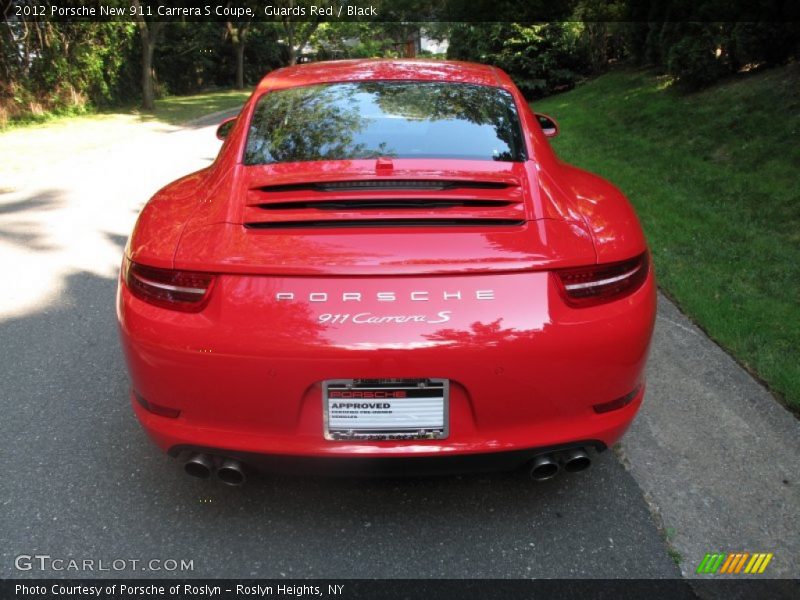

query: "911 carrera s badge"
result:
(318, 311), (452, 325)
(323, 379), (449, 441)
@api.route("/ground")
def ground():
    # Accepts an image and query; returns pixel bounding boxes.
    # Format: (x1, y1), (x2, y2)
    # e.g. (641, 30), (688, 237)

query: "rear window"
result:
(244, 81), (526, 165)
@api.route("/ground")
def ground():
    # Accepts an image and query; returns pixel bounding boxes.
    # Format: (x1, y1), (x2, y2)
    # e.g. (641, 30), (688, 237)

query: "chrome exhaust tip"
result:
(529, 454), (560, 481)
(562, 448), (591, 473)
(216, 458), (246, 486)
(184, 453), (213, 479)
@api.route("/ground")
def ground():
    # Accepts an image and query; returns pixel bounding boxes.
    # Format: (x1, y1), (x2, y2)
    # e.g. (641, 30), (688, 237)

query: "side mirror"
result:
(216, 117), (237, 140)
(535, 113), (559, 138)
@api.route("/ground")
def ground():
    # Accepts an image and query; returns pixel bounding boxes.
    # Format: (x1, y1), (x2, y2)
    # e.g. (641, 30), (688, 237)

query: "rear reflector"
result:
(593, 387), (640, 414)
(555, 252), (649, 308)
(133, 390), (180, 418)
(123, 257), (215, 312)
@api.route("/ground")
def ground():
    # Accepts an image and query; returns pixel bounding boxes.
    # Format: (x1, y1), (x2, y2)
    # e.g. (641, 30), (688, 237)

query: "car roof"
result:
(254, 59), (513, 93)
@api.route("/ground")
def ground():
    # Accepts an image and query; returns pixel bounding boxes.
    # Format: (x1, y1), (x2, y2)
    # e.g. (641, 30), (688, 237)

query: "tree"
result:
(225, 0), (256, 89)
(0, 12), (136, 123)
(240, 23), (286, 83)
(306, 22), (411, 60)
(571, 1), (628, 74)
(226, 21), (250, 89)
(131, 0), (166, 110)
(155, 22), (222, 95)
(447, 23), (585, 98)
(274, 0), (328, 65)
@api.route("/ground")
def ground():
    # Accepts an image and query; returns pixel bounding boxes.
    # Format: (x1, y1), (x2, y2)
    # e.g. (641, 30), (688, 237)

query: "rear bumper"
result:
(119, 269), (656, 463)
(133, 385), (641, 463)
(167, 440), (608, 477)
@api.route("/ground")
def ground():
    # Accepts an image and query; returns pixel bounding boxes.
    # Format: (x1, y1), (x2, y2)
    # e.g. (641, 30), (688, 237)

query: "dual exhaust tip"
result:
(528, 448), (592, 482)
(184, 453), (246, 486)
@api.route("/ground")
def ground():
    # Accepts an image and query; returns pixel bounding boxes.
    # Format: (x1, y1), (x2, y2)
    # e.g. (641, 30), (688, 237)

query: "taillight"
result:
(555, 252), (649, 308)
(122, 257), (215, 312)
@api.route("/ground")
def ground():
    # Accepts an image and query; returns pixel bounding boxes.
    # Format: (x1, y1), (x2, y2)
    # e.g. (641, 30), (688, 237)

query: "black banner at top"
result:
(2, 0), (799, 23)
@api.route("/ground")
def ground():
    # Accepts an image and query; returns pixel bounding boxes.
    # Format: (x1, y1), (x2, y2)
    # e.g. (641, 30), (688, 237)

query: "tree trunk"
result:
(133, 1), (164, 112)
(284, 20), (297, 65)
(227, 18), (250, 89)
(141, 39), (155, 110)
(235, 41), (245, 89)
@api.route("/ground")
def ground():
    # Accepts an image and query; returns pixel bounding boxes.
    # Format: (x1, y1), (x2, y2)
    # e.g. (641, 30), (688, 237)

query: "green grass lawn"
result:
(535, 64), (800, 411)
(137, 89), (252, 125)
(2, 88), (252, 131)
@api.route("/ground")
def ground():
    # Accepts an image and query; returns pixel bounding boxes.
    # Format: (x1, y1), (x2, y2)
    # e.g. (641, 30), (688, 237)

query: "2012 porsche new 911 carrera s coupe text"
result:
(117, 60), (656, 485)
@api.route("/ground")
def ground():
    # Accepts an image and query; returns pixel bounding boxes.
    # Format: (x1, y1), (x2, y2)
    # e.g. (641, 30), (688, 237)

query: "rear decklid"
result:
(174, 159), (595, 276)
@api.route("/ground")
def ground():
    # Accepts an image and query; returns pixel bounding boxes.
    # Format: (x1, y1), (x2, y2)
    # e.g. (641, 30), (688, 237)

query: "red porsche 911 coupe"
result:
(117, 60), (656, 485)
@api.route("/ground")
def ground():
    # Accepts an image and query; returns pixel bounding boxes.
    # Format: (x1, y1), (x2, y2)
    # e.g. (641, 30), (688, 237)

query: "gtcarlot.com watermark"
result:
(14, 554), (194, 573)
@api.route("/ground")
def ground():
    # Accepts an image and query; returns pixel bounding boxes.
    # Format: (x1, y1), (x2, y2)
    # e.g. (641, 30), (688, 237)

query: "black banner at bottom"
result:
(4, 579), (799, 600)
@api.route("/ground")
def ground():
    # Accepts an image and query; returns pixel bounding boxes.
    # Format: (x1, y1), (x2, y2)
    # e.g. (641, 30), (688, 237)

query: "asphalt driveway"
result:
(0, 110), (796, 582)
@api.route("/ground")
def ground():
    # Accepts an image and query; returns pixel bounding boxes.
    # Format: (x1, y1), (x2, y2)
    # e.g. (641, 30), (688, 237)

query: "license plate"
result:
(323, 379), (449, 441)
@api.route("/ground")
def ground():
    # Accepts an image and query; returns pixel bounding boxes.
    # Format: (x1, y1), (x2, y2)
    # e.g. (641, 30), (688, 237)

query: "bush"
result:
(730, 22), (800, 68)
(624, 1), (800, 90)
(447, 23), (587, 99)
(666, 26), (727, 90)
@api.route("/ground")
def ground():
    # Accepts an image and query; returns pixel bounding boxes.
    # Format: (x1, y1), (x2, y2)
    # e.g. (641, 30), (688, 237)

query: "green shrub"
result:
(666, 26), (727, 90)
(447, 23), (586, 99)
(730, 22), (800, 68)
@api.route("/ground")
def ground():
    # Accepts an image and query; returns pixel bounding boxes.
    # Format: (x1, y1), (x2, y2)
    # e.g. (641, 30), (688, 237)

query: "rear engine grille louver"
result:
(254, 199), (513, 211)
(258, 179), (512, 193)
(243, 179), (527, 230)
(245, 219), (525, 230)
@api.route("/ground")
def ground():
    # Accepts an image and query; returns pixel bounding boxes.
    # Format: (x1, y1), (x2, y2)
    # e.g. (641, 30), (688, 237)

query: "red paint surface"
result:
(118, 60), (656, 464)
